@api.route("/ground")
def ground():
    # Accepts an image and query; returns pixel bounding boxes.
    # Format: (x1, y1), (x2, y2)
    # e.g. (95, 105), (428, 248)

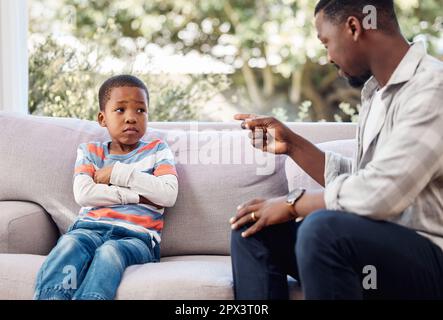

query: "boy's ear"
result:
(97, 111), (106, 127)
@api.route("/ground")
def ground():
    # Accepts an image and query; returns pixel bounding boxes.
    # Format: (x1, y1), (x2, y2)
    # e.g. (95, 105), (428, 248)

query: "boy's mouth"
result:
(123, 127), (139, 133)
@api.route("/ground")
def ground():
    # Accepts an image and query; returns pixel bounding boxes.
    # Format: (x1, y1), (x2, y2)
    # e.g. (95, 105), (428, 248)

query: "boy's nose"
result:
(125, 117), (136, 124)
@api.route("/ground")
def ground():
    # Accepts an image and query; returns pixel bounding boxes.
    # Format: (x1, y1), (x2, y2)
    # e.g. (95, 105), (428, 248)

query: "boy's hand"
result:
(94, 166), (114, 185)
(139, 196), (165, 209)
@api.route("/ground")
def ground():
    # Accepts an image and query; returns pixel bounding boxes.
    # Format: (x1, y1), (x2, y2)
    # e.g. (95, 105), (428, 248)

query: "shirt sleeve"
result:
(110, 140), (179, 208)
(324, 151), (353, 187)
(152, 141), (178, 177)
(73, 144), (139, 207)
(74, 143), (96, 178)
(324, 85), (443, 219)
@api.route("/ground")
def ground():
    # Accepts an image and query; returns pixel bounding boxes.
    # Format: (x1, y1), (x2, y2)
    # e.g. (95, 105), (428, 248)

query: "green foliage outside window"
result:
(29, 0), (442, 122)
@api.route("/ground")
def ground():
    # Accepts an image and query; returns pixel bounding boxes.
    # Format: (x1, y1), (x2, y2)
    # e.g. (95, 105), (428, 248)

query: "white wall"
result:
(0, 0), (28, 114)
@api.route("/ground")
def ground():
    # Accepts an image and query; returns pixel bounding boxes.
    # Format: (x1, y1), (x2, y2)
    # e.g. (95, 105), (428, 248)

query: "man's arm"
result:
(287, 134), (326, 187)
(282, 130), (354, 188)
(294, 190), (326, 218)
(325, 85), (443, 219)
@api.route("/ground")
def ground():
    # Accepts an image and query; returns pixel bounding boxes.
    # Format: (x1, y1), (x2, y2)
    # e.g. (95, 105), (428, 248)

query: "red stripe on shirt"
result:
(75, 164), (95, 176)
(154, 164), (177, 177)
(86, 208), (163, 231)
(137, 139), (161, 154)
(87, 144), (105, 160)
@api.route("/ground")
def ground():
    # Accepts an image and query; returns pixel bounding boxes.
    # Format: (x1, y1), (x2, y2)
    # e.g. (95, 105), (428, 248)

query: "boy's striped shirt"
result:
(73, 138), (177, 244)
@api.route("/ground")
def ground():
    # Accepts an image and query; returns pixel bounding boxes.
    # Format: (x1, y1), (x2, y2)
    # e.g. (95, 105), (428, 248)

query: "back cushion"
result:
(152, 129), (288, 256)
(0, 114), (106, 233)
(0, 113), (288, 256)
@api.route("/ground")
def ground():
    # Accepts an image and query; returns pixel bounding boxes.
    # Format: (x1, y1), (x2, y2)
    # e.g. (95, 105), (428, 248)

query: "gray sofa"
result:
(0, 112), (356, 299)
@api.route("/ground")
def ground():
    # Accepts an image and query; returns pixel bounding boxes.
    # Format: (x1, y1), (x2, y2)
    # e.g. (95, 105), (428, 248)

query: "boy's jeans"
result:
(34, 220), (160, 300)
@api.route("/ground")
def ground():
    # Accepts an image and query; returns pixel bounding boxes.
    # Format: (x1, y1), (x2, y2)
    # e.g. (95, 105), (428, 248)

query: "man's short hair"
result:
(315, 0), (399, 33)
(98, 75), (150, 111)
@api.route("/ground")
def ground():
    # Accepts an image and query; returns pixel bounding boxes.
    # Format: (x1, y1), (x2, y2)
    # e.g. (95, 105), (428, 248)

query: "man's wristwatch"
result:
(286, 188), (306, 217)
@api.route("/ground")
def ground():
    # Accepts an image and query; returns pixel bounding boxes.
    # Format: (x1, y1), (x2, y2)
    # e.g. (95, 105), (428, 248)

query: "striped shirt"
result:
(73, 138), (178, 245)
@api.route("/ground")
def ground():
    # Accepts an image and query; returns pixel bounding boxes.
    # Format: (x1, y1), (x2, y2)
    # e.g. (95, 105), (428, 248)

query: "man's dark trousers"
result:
(231, 210), (443, 299)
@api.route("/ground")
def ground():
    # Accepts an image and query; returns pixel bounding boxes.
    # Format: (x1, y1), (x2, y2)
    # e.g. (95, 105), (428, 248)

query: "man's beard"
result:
(334, 64), (372, 88)
(346, 71), (373, 88)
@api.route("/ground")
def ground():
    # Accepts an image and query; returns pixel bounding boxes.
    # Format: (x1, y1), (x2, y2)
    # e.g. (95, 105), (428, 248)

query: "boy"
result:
(34, 75), (178, 300)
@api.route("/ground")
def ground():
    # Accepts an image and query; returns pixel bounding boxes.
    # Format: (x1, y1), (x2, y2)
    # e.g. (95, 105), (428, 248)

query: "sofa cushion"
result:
(0, 254), (234, 300)
(0, 113), (288, 256)
(0, 254), (302, 300)
(0, 201), (59, 254)
(285, 139), (357, 191)
(0, 113), (108, 232)
(150, 129), (288, 256)
(117, 255), (233, 299)
(117, 256), (302, 300)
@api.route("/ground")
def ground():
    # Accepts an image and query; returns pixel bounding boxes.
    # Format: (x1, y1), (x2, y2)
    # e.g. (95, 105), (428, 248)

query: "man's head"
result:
(314, 0), (400, 87)
(98, 75), (149, 146)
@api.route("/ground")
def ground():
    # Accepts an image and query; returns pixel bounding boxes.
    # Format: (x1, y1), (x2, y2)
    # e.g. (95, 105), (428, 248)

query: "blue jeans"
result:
(34, 220), (160, 300)
(231, 210), (443, 299)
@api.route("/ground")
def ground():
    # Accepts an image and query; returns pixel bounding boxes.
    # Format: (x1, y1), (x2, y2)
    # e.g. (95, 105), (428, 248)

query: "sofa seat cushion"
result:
(117, 255), (303, 300)
(117, 255), (233, 299)
(0, 254), (302, 300)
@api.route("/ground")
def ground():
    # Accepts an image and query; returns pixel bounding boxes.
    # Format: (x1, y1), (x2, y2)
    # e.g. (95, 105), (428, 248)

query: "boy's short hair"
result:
(98, 75), (150, 111)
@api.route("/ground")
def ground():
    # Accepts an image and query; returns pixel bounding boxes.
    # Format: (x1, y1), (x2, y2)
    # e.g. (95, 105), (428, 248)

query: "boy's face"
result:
(98, 86), (148, 146)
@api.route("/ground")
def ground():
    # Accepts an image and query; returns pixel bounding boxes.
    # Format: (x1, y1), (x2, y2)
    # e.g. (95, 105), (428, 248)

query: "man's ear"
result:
(346, 16), (362, 41)
(98, 111), (106, 127)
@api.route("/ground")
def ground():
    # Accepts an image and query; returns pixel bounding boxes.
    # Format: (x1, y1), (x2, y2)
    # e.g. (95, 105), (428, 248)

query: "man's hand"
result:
(234, 113), (326, 186)
(94, 166), (113, 185)
(234, 114), (298, 155)
(229, 196), (296, 238)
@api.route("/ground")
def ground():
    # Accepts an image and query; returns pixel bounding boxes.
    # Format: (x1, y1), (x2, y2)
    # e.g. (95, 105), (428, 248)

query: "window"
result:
(27, 0), (442, 122)
(0, 0), (28, 114)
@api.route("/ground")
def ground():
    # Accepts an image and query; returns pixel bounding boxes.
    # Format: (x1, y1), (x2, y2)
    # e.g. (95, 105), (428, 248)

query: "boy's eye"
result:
(114, 107), (146, 113)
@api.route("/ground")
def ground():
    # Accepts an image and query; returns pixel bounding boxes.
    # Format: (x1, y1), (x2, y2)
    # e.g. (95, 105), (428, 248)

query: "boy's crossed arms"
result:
(73, 148), (178, 210)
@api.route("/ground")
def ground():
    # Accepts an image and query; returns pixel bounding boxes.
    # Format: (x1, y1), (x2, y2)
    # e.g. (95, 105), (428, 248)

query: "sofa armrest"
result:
(0, 201), (59, 255)
(285, 139), (357, 191)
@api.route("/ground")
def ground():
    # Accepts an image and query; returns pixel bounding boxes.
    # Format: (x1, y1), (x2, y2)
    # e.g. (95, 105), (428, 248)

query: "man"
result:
(230, 0), (443, 299)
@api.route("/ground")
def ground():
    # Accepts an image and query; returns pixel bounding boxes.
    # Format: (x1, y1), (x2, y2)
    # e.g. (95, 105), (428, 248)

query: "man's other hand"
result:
(229, 196), (296, 238)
